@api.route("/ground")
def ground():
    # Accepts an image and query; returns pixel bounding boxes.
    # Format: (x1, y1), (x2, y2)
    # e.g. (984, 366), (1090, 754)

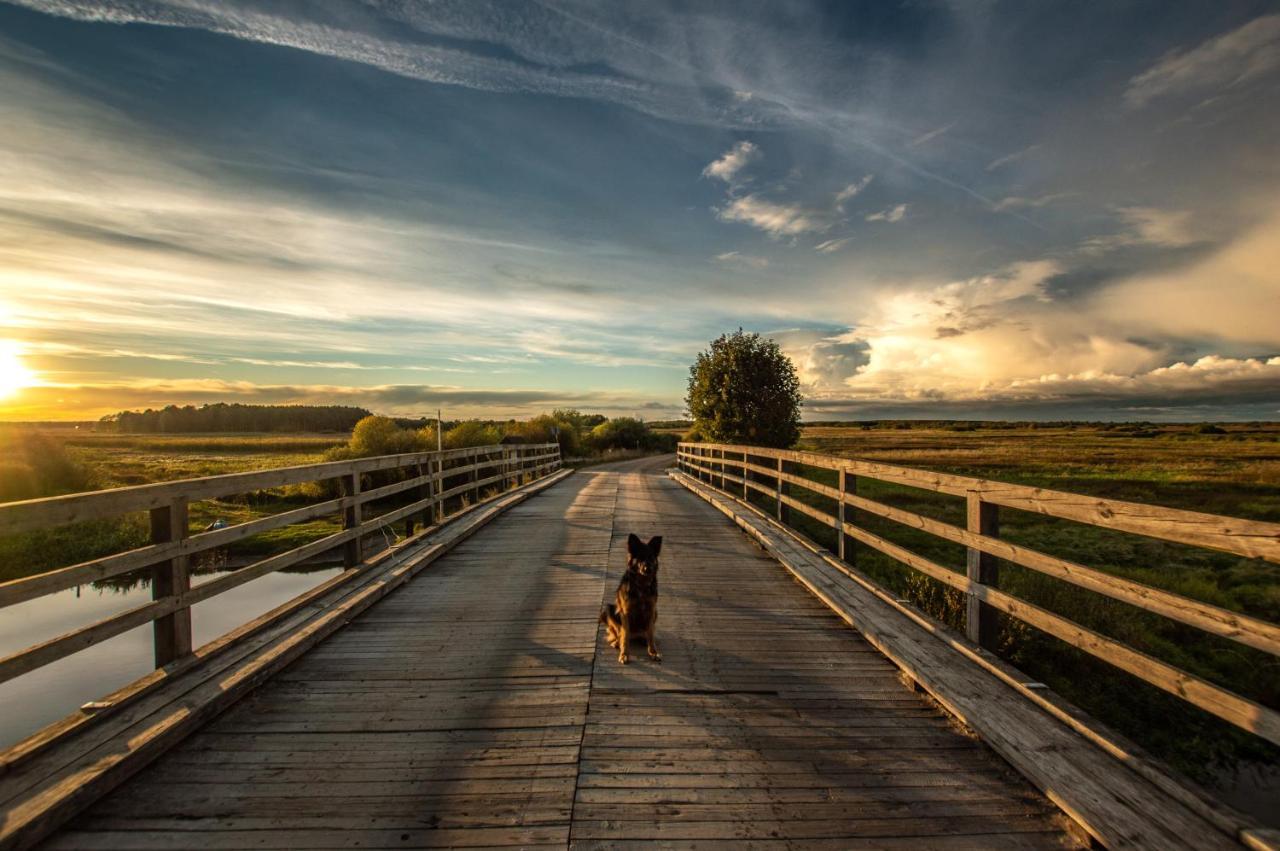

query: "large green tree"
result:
(686, 330), (802, 448)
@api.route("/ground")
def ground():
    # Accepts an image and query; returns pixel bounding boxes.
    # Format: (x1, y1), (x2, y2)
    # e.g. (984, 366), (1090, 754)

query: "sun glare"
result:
(0, 343), (36, 399)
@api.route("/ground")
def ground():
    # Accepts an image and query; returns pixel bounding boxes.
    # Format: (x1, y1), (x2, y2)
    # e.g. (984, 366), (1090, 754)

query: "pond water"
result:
(0, 565), (342, 750)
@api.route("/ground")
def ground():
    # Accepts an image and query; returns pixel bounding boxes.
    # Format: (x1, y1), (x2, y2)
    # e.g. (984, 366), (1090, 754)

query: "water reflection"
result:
(0, 562), (342, 749)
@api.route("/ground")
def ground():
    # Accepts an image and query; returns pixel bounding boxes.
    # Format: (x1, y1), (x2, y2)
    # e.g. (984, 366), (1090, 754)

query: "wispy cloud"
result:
(834, 175), (873, 211)
(992, 192), (1074, 211)
(865, 204), (908, 223)
(717, 195), (829, 237)
(714, 251), (769, 268)
(703, 141), (761, 183)
(1125, 14), (1280, 108)
(1080, 207), (1197, 252)
(985, 145), (1040, 172)
(814, 237), (853, 254)
(908, 121), (956, 148)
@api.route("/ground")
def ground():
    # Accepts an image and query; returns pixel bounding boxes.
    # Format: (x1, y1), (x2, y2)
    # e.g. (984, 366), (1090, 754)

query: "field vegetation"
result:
(714, 421), (1280, 786)
(0, 410), (674, 585)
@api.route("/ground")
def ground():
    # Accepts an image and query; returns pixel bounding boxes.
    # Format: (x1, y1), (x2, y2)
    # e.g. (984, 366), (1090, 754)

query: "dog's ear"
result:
(627, 533), (643, 558)
(648, 536), (663, 557)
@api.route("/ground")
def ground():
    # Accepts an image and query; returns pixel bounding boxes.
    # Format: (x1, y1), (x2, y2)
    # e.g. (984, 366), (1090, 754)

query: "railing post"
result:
(471, 447), (480, 505)
(966, 492), (1000, 649)
(837, 468), (847, 562)
(716, 448), (724, 491)
(150, 498), (192, 667)
(341, 472), (362, 568)
(432, 455), (444, 524)
(775, 457), (785, 522)
(741, 451), (748, 501)
(406, 461), (425, 538)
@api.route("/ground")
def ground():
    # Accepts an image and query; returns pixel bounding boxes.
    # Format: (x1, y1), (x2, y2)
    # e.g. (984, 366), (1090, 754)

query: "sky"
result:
(0, 0), (1277, 422)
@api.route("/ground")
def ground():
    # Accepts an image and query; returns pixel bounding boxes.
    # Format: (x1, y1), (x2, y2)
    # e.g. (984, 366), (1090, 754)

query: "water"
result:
(0, 565), (342, 750)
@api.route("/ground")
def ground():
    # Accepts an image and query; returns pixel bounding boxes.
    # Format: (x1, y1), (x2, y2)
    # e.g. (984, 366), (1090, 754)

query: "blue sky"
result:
(0, 0), (1277, 421)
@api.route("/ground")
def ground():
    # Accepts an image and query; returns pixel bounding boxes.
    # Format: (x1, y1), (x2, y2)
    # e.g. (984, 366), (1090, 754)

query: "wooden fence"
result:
(0, 443), (561, 689)
(677, 442), (1280, 747)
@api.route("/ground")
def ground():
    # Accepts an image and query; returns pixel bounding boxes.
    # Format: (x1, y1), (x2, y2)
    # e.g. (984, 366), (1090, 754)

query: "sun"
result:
(0, 342), (36, 399)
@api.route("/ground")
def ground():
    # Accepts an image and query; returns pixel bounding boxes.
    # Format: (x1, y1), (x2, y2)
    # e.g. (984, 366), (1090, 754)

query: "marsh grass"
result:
(758, 423), (1280, 783)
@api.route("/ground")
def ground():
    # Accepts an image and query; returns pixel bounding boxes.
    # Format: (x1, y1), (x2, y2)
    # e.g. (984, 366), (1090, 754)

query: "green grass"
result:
(749, 423), (1280, 785)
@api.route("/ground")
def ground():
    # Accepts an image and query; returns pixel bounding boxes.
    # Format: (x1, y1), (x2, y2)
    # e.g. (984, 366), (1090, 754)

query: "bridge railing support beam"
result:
(966, 492), (1000, 650)
(341, 473), (362, 568)
(150, 498), (192, 667)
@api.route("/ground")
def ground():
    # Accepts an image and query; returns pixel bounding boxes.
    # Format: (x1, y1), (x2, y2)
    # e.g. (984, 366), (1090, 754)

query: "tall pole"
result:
(437, 408), (443, 452)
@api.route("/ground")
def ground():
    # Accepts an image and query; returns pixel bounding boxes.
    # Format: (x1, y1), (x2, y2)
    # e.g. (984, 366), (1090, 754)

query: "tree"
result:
(686, 329), (802, 448)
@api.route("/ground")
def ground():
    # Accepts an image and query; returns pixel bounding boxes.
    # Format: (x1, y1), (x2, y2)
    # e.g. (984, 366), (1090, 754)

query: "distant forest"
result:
(100, 403), (373, 434)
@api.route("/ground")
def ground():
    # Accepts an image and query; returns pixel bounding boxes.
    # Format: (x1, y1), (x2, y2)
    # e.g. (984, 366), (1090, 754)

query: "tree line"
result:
(100, 403), (373, 434)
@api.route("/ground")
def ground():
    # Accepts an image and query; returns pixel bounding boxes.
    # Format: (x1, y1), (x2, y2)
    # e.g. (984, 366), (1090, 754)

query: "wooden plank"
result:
(572, 460), (1077, 849)
(835, 514), (1280, 747)
(836, 488), (1280, 657)
(0, 468), (574, 851)
(965, 494), (999, 650)
(0, 444), (557, 534)
(681, 444), (1280, 563)
(673, 469), (1258, 851)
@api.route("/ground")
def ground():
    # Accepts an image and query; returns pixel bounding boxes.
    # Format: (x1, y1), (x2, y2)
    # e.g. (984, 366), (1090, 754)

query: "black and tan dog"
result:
(600, 534), (662, 664)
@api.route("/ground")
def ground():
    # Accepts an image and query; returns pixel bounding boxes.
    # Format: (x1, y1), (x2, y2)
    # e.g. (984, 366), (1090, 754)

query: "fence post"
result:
(471, 448), (480, 505)
(150, 498), (192, 667)
(775, 457), (785, 522)
(407, 461), (425, 538)
(341, 472), (362, 568)
(966, 492), (1000, 649)
(432, 455), (444, 524)
(837, 468), (847, 562)
(741, 451), (748, 501)
(716, 448), (724, 490)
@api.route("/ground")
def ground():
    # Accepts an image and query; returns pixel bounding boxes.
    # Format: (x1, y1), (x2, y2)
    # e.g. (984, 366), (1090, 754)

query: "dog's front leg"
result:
(617, 621), (630, 664)
(645, 608), (661, 662)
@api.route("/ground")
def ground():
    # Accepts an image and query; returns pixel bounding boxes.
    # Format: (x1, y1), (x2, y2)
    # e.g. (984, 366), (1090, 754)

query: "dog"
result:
(600, 533), (662, 664)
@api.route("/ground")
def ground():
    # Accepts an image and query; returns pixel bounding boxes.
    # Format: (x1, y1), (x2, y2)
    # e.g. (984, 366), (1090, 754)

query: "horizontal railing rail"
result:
(676, 442), (1280, 747)
(0, 443), (562, 688)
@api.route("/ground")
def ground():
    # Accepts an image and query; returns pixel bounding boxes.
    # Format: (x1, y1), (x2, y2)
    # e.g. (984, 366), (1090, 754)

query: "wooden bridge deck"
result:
(43, 456), (1078, 850)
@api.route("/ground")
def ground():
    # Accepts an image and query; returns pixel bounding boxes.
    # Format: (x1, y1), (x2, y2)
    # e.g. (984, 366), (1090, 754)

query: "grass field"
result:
(758, 423), (1280, 788)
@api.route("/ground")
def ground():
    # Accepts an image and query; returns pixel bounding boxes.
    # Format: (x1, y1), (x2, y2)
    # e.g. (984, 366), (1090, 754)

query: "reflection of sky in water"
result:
(0, 567), (341, 749)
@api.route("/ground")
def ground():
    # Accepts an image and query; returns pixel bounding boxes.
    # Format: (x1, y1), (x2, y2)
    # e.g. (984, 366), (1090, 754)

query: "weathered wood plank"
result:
(674, 469), (1257, 851)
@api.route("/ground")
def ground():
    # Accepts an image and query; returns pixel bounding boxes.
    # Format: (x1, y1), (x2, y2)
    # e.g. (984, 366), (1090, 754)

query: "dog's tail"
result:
(599, 603), (618, 625)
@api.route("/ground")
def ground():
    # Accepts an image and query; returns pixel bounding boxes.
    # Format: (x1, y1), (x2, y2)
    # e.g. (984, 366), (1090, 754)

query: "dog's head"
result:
(626, 533), (662, 577)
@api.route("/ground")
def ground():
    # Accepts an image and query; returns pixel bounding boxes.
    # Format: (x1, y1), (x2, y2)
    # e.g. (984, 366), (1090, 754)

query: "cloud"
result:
(714, 251), (769, 268)
(5, 378), (684, 421)
(1125, 14), (1280, 107)
(717, 195), (829, 237)
(865, 204), (908, 223)
(702, 141), (761, 182)
(834, 175), (873, 211)
(8, 0), (789, 129)
(908, 121), (956, 148)
(814, 237), (853, 254)
(992, 193), (1074, 212)
(1090, 203), (1280, 347)
(1080, 207), (1196, 252)
(985, 145), (1040, 172)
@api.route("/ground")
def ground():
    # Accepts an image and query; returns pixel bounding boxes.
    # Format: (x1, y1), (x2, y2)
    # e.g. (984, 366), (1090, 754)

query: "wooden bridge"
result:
(1, 443), (1278, 849)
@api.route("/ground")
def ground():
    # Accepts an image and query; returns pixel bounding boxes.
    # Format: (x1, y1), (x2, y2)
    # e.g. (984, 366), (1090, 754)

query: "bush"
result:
(444, 420), (502, 449)
(0, 431), (95, 502)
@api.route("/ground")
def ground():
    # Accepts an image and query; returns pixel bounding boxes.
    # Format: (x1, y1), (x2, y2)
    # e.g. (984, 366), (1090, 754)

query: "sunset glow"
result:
(0, 343), (35, 400)
(0, 2), (1277, 421)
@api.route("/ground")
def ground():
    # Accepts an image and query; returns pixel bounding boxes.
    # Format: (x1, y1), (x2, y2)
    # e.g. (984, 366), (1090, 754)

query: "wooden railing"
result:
(677, 442), (1280, 747)
(0, 443), (561, 687)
